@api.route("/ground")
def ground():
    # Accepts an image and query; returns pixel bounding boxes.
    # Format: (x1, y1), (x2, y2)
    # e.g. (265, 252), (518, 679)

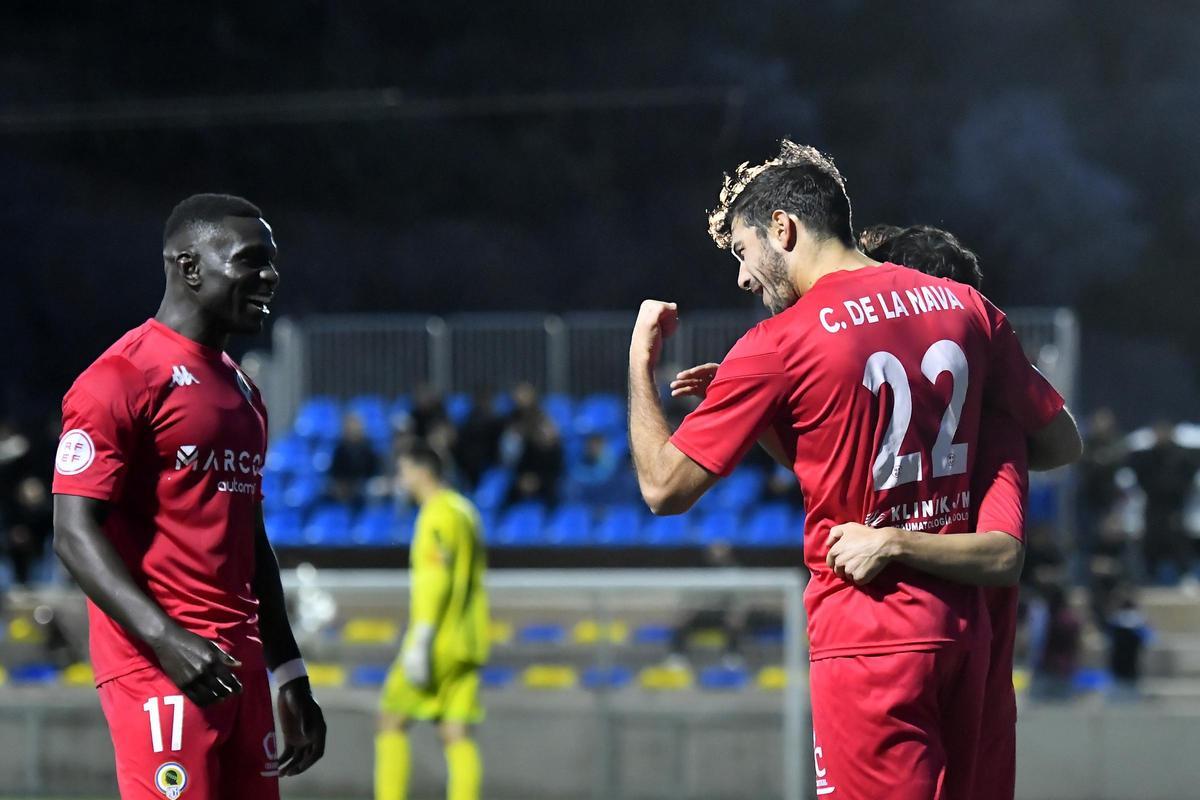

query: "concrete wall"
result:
(1, 686), (1198, 800)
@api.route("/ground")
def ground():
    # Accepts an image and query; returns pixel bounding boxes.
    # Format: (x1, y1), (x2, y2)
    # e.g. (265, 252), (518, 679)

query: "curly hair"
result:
(871, 224), (983, 290)
(706, 139), (854, 250)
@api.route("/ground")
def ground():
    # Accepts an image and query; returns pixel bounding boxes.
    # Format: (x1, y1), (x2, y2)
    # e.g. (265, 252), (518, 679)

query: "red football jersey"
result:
(52, 319), (269, 684)
(671, 263), (1063, 659)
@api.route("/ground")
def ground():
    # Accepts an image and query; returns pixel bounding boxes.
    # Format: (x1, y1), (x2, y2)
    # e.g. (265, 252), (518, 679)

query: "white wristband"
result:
(272, 658), (308, 686)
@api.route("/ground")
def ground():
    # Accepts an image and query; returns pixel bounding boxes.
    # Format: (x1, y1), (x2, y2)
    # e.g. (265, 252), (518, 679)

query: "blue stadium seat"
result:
(493, 503), (548, 547)
(749, 624), (785, 646)
(293, 397), (342, 441)
(347, 394), (391, 441)
(265, 510), (305, 547)
(518, 623), (567, 645)
(697, 510), (742, 545)
(543, 394), (575, 433)
(352, 506), (414, 547)
(714, 467), (765, 511)
(303, 504), (354, 546)
(388, 395), (413, 426)
(350, 664), (390, 688)
(545, 504), (593, 546)
(261, 472), (286, 511)
(594, 505), (642, 547)
(1028, 481), (1058, 525)
(480, 666), (517, 689)
(446, 393), (473, 425)
(699, 665), (750, 691)
(473, 467), (512, 513)
(265, 435), (310, 477)
(283, 474), (324, 510)
(632, 624), (673, 646)
(310, 440), (336, 473)
(574, 394), (624, 436)
(642, 515), (692, 547)
(9, 663), (60, 685)
(746, 504), (795, 547)
(582, 665), (635, 690)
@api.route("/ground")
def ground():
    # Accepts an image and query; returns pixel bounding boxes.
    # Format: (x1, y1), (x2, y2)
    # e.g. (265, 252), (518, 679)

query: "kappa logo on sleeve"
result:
(171, 366), (200, 387)
(55, 429), (96, 476)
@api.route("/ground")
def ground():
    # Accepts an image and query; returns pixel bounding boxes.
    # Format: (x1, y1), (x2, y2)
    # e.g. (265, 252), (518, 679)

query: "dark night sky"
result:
(1, 1), (1198, 427)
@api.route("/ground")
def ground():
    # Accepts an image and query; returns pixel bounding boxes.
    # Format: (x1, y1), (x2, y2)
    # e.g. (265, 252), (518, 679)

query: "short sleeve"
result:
(670, 325), (789, 478)
(982, 299), (1065, 433)
(52, 357), (147, 502)
(973, 413), (1029, 543)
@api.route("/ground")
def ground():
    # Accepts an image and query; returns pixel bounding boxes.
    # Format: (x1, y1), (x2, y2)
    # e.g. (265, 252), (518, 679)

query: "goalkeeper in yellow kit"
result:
(376, 442), (489, 800)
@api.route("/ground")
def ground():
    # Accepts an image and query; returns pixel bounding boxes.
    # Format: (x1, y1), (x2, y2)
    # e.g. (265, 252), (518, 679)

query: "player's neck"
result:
(154, 301), (230, 352)
(795, 243), (880, 295)
(413, 480), (446, 505)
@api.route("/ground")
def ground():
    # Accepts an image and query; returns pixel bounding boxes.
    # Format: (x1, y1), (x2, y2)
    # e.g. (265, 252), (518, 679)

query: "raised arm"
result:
(54, 493), (244, 706)
(253, 505), (326, 776)
(628, 300), (719, 515)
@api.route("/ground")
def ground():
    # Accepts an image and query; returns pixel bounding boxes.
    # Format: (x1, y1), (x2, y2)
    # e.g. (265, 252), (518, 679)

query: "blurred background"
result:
(1, 2), (1199, 799)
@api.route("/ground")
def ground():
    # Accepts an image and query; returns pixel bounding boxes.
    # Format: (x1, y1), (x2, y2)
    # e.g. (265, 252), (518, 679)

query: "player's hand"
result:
(150, 624), (243, 707)
(401, 622), (434, 688)
(630, 300), (679, 371)
(826, 523), (900, 586)
(670, 362), (720, 398)
(277, 678), (327, 777)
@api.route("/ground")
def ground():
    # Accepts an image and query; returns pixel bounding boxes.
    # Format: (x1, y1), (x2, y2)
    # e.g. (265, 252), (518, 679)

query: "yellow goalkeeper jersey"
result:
(408, 489), (490, 668)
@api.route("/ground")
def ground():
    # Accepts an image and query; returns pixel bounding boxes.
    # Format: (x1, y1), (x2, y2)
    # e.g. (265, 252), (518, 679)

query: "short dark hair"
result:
(873, 224), (983, 290)
(163, 193), (262, 246)
(400, 439), (444, 478)
(857, 223), (902, 256)
(708, 140), (854, 249)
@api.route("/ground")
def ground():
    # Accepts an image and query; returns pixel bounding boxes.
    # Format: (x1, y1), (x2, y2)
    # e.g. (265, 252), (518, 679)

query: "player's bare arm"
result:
(253, 505), (327, 776)
(628, 300), (718, 514)
(826, 522), (1023, 587)
(670, 361), (791, 468)
(53, 493), (245, 706)
(1026, 406), (1082, 471)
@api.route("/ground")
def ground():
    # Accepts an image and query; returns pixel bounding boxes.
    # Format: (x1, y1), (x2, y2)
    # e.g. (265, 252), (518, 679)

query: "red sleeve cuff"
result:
(669, 431), (732, 478)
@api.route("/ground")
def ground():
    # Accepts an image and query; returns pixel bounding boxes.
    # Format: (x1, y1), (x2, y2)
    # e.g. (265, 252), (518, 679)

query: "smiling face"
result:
(729, 215), (798, 315)
(187, 216), (280, 335)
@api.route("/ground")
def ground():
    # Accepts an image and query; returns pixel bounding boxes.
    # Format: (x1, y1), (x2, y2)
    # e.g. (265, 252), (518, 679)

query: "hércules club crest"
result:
(154, 761), (188, 798)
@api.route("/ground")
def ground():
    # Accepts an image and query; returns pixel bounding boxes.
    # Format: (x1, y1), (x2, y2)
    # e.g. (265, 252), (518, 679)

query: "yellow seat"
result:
(572, 620), (629, 645)
(305, 663), (347, 688)
(757, 666), (787, 690)
(687, 628), (728, 650)
(638, 665), (693, 690)
(342, 618), (399, 645)
(489, 620), (514, 645)
(522, 664), (578, 690)
(8, 617), (43, 644)
(63, 662), (95, 687)
(1012, 667), (1031, 693)
(0, 665), (7, 686)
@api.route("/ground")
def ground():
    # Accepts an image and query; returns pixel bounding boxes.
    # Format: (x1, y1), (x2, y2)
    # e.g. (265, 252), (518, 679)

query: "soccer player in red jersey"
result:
(628, 142), (1081, 799)
(52, 194), (326, 800)
(672, 224), (1030, 799)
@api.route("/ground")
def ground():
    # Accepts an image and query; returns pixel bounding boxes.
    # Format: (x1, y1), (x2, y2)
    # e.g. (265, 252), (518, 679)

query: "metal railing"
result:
(262, 307), (1078, 433)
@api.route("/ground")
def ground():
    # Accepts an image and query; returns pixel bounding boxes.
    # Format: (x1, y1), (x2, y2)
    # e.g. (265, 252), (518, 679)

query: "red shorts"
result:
(97, 665), (280, 800)
(973, 587), (1019, 800)
(810, 642), (988, 800)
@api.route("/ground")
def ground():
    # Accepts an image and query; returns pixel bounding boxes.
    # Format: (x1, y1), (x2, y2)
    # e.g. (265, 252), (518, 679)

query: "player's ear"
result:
(174, 251), (202, 288)
(770, 210), (797, 251)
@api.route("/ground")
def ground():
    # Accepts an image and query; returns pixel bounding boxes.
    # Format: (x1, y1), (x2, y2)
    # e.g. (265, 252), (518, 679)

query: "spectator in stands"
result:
(567, 433), (621, 503)
(1130, 421), (1198, 585)
(1028, 580), (1082, 701)
(409, 385), (449, 439)
(502, 383), (564, 506)
(1104, 583), (1151, 702)
(4, 476), (52, 586)
(763, 464), (803, 507)
(1078, 409), (1126, 579)
(454, 393), (505, 489)
(329, 412), (382, 507)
